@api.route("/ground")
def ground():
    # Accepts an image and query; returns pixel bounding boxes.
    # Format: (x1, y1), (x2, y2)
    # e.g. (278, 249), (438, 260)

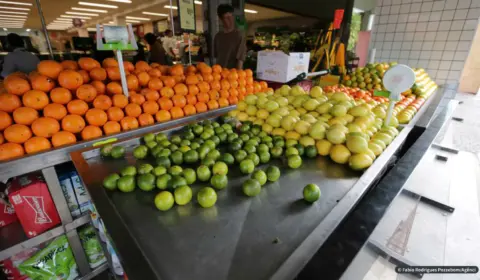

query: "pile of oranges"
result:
(0, 58), (270, 161)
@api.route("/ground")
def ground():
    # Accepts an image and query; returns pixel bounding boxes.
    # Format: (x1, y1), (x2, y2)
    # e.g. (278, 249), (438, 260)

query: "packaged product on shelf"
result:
(0, 246), (40, 280)
(0, 196), (17, 228)
(6, 173), (61, 238)
(57, 172), (81, 218)
(69, 171), (92, 215)
(78, 225), (106, 269)
(18, 235), (79, 280)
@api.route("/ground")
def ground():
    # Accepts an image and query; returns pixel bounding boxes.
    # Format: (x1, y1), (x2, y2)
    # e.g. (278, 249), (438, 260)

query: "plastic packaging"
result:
(78, 225), (106, 269)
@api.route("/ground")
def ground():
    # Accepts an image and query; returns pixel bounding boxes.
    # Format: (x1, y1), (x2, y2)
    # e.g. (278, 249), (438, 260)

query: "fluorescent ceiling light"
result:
(194, 1), (201, 4)
(0, 10), (27, 14)
(164, 5), (177, 9)
(108, 21), (113, 23)
(142, 12), (168, 16)
(2, 27), (6, 30)
(78, 2), (117, 8)
(0, 14), (27, 18)
(0, 17), (25, 20)
(26, 28), (29, 31)
(126, 16), (149, 20)
(0, 1), (31, 6)
(106, 0), (131, 2)
(0, 6), (30, 10)
(126, 19), (140, 23)
(61, 15), (91, 19)
(244, 9), (257, 14)
(87, 27), (96, 31)
(66, 11), (98, 16)
(72, 7), (107, 13)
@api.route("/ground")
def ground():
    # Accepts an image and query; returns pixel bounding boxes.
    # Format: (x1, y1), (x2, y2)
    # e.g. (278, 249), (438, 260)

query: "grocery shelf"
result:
(0, 213), (90, 261)
(0, 106), (235, 181)
(79, 262), (109, 280)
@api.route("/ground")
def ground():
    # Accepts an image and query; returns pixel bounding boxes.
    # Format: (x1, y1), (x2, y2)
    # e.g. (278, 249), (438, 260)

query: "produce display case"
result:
(65, 89), (442, 280)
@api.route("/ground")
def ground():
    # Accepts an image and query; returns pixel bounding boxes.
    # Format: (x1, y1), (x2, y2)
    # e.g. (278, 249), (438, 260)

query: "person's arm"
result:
(236, 32), (247, 70)
(1, 54), (16, 78)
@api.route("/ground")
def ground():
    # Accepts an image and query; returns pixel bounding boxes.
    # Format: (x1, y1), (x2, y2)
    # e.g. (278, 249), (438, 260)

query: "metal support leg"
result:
(34, 0), (54, 59)
(402, 188), (455, 213)
(368, 240), (423, 278)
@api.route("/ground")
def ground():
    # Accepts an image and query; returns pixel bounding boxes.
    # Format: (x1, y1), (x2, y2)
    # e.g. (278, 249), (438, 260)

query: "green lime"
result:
(271, 146), (283, 158)
(100, 144), (113, 157)
(197, 165), (211, 182)
(240, 124), (250, 132)
(143, 132), (155, 143)
(193, 125), (204, 135)
(157, 148), (171, 158)
(232, 138), (243, 147)
(240, 159), (255, 174)
(202, 157), (216, 167)
(190, 142), (200, 150)
(192, 138), (204, 145)
(168, 165), (183, 176)
(303, 183), (321, 203)
(200, 131), (211, 140)
(171, 135), (182, 145)
(183, 168), (196, 184)
(179, 145), (191, 153)
(121, 166), (137, 176)
(214, 126), (224, 135)
(251, 125), (261, 135)
(156, 174), (172, 190)
(244, 144), (256, 154)
(286, 139), (298, 147)
(242, 179), (261, 197)
(210, 136), (220, 146)
(110, 146), (125, 159)
(153, 166), (167, 176)
(169, 143), (179, 151)
(184, 150), (199, 164)
(286, 147), (299, 157)
(287, 155), (303, 169)
(210, 174), (228, 190)
(170, 175), (187, 189)
(180, 139), (191, 147)
(170, 150), (183, 165)
(229, 142), (242, 152)
(137, 173), (155, 191)
(159, 139), (171, 147)
(266, 166), (281, 182)
(212, 161), (228, 175)
(154, 191), (174, 211)
(204, 139), (216, 149)
(156, 156), (171, 168)
(240, 133), (250, 142)
(103, 173), (119, 190)
(266, 142), (274, 149)
(252, 170), (267, 186)
(246, 153), (260, 166)
(262, 135), (273, 143)
(305, 145), (317, 158)
(174, 185), (193, 205)
(198, 145), (211, 159)
(294, 144), (305, 156)
(212, 122), (220, 128)
(117, 175), (135, 192)
(245, 139), (259, 147)
(227, 133), (239, 143)
(259, 152), (270, 164)
(259, 131), (268, 139)
(235, 150), (248, 162)
(257, 144), (269, 153)
(138, 163), (153, 174)
(151, 146), (163, 157)
(146, 141), (157, 150)
(274, 139), (285, 148)
(222, 123), (232, 131)
(206, 149), (221, 160)
(217, 132), (227, 142)
(197, 187), (217, 208)
(155, 133), (167, 143)
(183, 131), (195, 140)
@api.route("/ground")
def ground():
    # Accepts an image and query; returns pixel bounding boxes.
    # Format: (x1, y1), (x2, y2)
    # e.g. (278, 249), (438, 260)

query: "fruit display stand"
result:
(65, 86), (445, 280)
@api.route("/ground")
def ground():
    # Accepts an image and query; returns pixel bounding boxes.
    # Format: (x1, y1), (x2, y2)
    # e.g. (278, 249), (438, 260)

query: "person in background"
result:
(144, 33), (166, 65)
(214, 4), (246, 69)
(1, 33), (39, 78)
(162, 29), (176, 65)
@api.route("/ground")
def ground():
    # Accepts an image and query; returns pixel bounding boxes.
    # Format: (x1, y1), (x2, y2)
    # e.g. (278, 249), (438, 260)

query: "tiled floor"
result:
(341, 90), (480, 280)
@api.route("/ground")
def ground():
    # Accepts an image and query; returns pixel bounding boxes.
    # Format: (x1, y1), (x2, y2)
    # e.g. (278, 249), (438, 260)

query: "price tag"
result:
(382, 64), (415, 126)
(177, 0), (196, 32)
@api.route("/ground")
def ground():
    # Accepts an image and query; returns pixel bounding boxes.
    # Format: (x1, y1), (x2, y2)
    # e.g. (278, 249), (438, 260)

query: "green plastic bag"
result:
(79, 225), (106, 268)
(19, 235), (78, 280)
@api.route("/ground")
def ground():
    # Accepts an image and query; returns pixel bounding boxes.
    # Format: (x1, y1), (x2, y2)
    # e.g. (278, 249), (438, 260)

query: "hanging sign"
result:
(177, 0), (196, 32)
(333, 9), (344, 29)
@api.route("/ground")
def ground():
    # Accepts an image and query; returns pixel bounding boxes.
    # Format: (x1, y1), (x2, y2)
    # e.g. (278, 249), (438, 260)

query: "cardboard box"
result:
(0, 198), (17, 228)
(7, 174), (61, 238)
(70, 171), (92, 214)
(58, 173), (81, 218)
(256, 51), (310, 83)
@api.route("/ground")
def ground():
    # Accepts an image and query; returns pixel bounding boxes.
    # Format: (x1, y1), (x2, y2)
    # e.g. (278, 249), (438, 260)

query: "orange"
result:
(129, 94), (146, 105)
(123, 61), (135, 72)
(31, 117), (60, 138)
(105, 67), (120, 81)
(125, 103), (142, 117)
(24, 136), (51, 154)
(210, 80), (221, 91)
(186, 65), (197, 74)
(13, 107), (38, 125)
(142, 100), (159, 114)
(185, 75), (199, 85)
(103, 121), (121, 135)
(81, 125), (103, 140)
(197, 62), (208, 71)
(200, 66), (212, 74)
(202, 73), (214, 83)
(22, 90), (49, 110)
(212, 73), (221, 81)
(246, 76), (254, 85)
(51, 131), (76, 147)
(0, 111), (12, 131)
(138, 113), (154, 127)
(43, 103), (67, 120)
(245, 69), (253, 77)
(148, 68), (161, 78)
(91, 81), (106, 95)
(170, 106), (184, 119)
(148, 78), (163, 91)
(78, 70), (90, 84)
(188, 84), (199, 95)
(259, 81), (268, 90)
(50, 87), (72, 104)
(4, 77), (31, 96)
(102, 57), (118, 68)
(4, 124), (32, 143)
(218, 97), (229, 107)
(172, 95), (187, 108)
(197, 92), (209, 103)
(220, 90), (230, 99)
(238, 69), (246, 79)
(195, 102), (207, 113)
(197, 81), (210, 93)
(208, 90), (219, 100)
(220, 80), (231, 91)
(58, 70), (84, 90)
(230, 79), (239, 89)
(158, 97), (173, 111)
(186, 94), (197, 105)
(93, 95), (112, 110)
(212, 64), (222, 73)
(78, 57), (100, 71)
(76, 84), (97, 102)
(173, 83), (188, 96)
(62, 114), (86, 133)
(137, 72), (150, 87)
(160, 87), (174, 98)
(107, 107), (124, 121)
(112, 95), (128, 108)
(120, 116), (139, 131)
(162, 76), (176, 88)
(228, 71), (239, 81)
(158, 65), (169, 75)
(238, 86), (247, 96)
(31, 75), (55, 92)
(0, 93), (21, 113)
(67, 100), (89, 115)
(135, 61), (151, 72)
(183, 104), (196, 116)
(107, 82), (123, 95)
(126, 75), (139, 90)
(0, 142), (24, 161)
(143, 89), (160, 101)
(155, 110), (171, 122)
(90, 67), (107, 81)
(229, 88), (239, 97)
(253, 82), (262, 93)
(85, 108), (108, 126)
(207, 100), (219, 110)
(37, 60), (63, 79)
(61, 60), (79, 71)
(221, 69), (230, 79)
(228, 95), (239, 104)
(170, 64), (184, 76)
